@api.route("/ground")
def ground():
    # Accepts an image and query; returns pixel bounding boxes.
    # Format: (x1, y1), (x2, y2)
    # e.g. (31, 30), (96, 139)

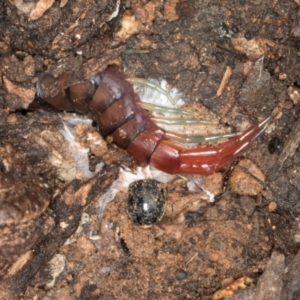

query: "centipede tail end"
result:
(177, 111), (277, 175)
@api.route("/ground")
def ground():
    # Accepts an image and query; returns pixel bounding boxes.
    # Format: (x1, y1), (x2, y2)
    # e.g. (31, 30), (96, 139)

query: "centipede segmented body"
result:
(35, 68), (276, 175)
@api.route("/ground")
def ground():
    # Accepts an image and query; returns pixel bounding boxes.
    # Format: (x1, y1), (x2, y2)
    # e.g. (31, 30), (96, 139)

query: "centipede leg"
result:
(153, 116), (217, 126)
(131, 78), (219, 126)
(141, 102), (218, 126)
(122, 49), (150, 54)
(140, 102), (192, 115)
(165, 131), (239, 144)
(128, 77), (176, 106)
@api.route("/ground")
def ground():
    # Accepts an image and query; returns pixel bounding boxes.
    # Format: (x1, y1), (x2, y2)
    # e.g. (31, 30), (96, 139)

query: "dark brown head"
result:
(35, 72), (73, 111)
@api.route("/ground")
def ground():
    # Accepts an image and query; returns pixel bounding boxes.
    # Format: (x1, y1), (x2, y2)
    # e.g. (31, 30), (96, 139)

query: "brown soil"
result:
(1, 1), (300, 299)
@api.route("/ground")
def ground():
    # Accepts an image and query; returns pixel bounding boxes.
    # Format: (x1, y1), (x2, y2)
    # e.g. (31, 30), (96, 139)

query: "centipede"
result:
(34, 68), (277, 175)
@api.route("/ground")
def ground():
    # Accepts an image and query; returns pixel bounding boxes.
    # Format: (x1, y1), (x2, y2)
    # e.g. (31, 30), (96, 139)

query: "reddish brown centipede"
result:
(35, 68), (276, 175)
